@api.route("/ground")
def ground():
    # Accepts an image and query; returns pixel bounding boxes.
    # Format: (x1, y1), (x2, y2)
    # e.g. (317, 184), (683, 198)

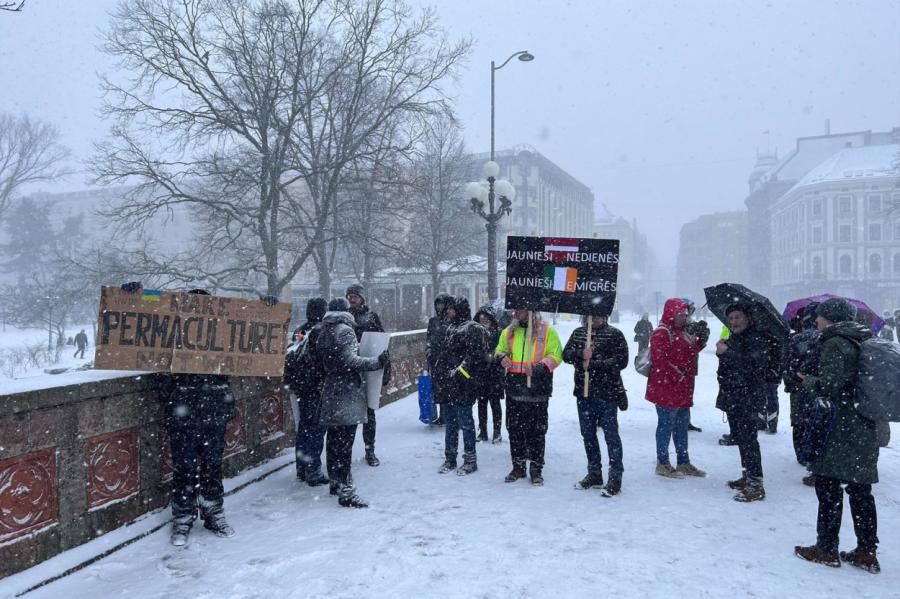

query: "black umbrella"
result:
(703, 283), (790, 340)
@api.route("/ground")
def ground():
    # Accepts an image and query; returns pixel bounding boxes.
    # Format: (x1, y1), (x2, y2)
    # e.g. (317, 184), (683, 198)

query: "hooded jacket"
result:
(645, 298), (706, 409)
(633, 316), (653, 344)
(345, 286), (390, 386)
(563, 318), (629, 402)
(313, 310), (383, 427)
(473, 305), (505, 400)
(803, 321), (878, 484)
(439, 297), (489, 406)
(426, 293), (453, 371)
(284, 298), (328, 397)
(715, 315), (770, 414)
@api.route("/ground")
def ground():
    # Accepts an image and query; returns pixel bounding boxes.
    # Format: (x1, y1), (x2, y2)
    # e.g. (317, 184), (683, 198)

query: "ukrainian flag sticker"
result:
(142, 289), (161, 302)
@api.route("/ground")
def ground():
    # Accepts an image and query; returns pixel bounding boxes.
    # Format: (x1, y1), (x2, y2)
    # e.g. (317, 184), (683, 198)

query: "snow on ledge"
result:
(0, 369), (148, 397)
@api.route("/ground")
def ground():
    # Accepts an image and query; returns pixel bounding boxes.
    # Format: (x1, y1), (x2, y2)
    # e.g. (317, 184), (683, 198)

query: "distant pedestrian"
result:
(716, 303), (770, 502)
(645, 298), (707, 479)
(563, 305), (629, 497)
(74, 329), (88, 359)
(633, 313), (653, 352)
(794, 298), (880, 573)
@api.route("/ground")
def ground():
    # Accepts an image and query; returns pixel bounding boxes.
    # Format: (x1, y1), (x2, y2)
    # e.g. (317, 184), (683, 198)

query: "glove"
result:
(377, 350), (389, 367)
(617, 394), (629, 412)
(121, 281), (142, 293)
(260, 295), (279, 306)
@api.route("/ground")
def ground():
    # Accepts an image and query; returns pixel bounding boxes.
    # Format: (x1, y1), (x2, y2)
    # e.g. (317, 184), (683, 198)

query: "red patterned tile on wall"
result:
(0, 448), (58, 543)
(85, 428), (140, 510)
(223, 399), (247, 458)
(259, 394), (284, 440)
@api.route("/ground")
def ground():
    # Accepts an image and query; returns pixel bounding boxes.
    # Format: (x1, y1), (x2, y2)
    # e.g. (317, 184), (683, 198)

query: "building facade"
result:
(594, 204), (659, 314)
(676, 210), (749, 305)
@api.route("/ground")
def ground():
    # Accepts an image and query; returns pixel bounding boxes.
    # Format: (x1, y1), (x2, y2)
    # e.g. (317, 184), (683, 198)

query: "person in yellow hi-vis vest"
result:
(495, 308), (563, 486)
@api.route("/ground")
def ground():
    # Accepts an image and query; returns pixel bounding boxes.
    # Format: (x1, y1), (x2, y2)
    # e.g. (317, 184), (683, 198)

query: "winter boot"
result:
(794, 545), (840, 568)
(727, 476), (748, 490)
(530, 464), (544, 487)
(329, 481), (340, 496)
(306, 471), (329, 487)
(839, 548), (881, 573)
(655, 464), (684, 479)
(600, 480), (622, 498)
(688, 423), (702, 433)
(296, 469), (307, 482)
(492, 431), (502, 444)
(338, 493), (369, 509)
(438, 457), (457, 474)
(170, 520), (192, 547)
(504, 464), (527, 483)
(457, 454), (478, 476)
(202, 511), (235, 538)
(676, 463), (707, 477)
(477, 429), (489, 442)
(734, 483), (766, 502)
(365, 446), (380, 467)
(718, 434), (737, 446)
(576, 472), (604, 490)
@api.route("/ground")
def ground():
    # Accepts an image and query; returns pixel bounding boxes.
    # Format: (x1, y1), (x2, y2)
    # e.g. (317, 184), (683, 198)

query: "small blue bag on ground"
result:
(798, 396), (836, 466)
(418, 374), (433, 424)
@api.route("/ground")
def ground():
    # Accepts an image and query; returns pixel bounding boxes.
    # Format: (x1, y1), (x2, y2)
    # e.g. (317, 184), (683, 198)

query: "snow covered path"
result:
(4, 319), (900, 598)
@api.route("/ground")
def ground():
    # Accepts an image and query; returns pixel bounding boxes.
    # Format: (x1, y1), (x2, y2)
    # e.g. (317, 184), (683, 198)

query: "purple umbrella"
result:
(783, 293), (885, 333)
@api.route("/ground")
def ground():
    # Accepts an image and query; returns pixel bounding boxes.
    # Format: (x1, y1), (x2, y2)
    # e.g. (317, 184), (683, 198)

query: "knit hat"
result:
(816, 297), (857, 324)
(345, 284), (366, 303)
(306, 297), (327, 322)
(328, 297), (350, 312)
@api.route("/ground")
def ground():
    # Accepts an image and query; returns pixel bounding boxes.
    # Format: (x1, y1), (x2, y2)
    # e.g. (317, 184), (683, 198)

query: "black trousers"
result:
(815, 475), (878, 553)
(326, 424), (357, 487)
(507, 399), (548, 469)
(729, 408), (763, 480)
(167, 410), (230, 521)
(363, 408), (376, 448)
(478, 394), (503, 436)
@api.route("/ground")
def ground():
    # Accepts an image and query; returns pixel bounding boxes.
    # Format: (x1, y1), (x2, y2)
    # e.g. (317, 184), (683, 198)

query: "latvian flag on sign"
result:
(543, 265), (578, 293)
(544, 238), (580, 262)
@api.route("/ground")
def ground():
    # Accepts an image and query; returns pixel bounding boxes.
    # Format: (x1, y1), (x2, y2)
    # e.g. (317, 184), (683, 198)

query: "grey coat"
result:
(313, 311), (382, 427)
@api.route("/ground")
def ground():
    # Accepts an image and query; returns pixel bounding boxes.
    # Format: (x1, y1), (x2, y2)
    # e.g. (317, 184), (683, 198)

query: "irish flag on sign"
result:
(544, 237), (580, 262)
(543, 265), (578, 293)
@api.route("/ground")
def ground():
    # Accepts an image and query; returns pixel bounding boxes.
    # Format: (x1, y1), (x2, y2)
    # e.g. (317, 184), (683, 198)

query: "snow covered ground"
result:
(3, 317), (900, 598)
(0, 325), (96, 389)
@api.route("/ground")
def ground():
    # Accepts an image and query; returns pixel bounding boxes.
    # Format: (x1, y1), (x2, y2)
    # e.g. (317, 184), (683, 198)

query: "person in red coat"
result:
(645, 298), (708, 478)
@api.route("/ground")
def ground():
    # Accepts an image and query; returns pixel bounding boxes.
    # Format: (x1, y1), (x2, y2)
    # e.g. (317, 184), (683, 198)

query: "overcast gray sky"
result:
(2, 0), (899, 284)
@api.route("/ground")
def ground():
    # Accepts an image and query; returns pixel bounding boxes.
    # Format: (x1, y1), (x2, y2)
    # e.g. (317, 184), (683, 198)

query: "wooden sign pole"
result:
(526, 310), (533, 388)
(583, 318), (592, 396)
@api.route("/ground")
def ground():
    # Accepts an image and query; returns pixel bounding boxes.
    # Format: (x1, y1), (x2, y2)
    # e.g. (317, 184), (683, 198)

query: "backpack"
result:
(853, 337), (900, 422)
(634, 326), (674, 378)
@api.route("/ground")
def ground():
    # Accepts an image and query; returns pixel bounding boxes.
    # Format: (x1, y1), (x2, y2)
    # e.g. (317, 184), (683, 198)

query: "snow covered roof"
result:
(791, 144), (900, 191)
(375, 255), (505, 278)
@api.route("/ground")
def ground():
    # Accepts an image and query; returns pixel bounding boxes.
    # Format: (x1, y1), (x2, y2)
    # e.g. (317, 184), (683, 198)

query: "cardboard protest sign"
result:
(504, 236), (620, 315)
(94, 286), (292, 377)
(359, 331), (391, 410)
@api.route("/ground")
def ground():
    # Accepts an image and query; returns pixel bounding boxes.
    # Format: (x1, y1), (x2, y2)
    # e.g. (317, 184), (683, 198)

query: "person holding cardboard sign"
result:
(495, 309), (562, 486)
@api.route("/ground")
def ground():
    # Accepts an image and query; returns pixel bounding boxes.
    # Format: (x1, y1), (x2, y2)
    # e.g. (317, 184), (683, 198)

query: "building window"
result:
(839, 254), (853, 275)
(812, 226), (823, 244)
(895, 252), (900, 275)
(811, 199), (823, 218)
(812, 255), (823, 276)
(838, 196), (853, 214)
(894, 221), (900, 240)
(839, 224), (852, 242)
(869, 223), (882, 242)
(869, 253), (882, 275)
(867, 194), (882, 213)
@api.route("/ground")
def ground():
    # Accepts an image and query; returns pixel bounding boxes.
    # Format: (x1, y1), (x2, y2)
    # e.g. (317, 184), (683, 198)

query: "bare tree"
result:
(0, 1), (25, 12)
(95, 0), (469, 298)
(0, 113), (70, 219)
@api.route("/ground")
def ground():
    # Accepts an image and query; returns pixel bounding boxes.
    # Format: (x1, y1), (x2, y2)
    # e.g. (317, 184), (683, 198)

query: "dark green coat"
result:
(802, 321), (878, 484)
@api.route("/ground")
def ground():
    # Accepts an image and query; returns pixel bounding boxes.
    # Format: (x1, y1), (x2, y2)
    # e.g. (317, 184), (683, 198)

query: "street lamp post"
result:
(491, 50), (534, 161)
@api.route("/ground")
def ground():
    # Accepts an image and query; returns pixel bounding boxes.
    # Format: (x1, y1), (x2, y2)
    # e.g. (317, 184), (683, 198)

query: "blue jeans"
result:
(577, 397), (623, 481)
(296, 395), (326, 477)
(444, 404), (476, 459)
(655, 405), (690, 466)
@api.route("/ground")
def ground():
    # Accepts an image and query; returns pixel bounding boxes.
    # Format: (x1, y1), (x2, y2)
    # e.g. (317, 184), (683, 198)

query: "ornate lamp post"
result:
(466, 163), (516, 301)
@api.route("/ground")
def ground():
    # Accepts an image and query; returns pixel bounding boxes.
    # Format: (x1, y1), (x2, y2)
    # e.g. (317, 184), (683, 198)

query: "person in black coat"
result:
(474, 305), (504, 443)
(426, 293), (453, 425)
(74, 329), (89, 358)
(120, 283), (238, 547)
(346, 283), (390, 467)
(716, 303), (771, 502)
(562, 306), (629, 497)
(782, 303), (821, 478)
(633, 313), (653, 352)
(437, 297), (486, 475)
(283, 297), (329, 486)
(312, 297), (388, 508)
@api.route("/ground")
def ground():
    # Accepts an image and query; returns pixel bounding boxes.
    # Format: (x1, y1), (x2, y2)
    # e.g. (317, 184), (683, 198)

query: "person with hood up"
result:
(715, 302), (770, 502)
(283, 297), (329, 486)
(346, 284), (390, 467)
(782, 303), (821, 483)
(633, 313), (653, 352)
(645, 298), (707, 480)
(436, 297), (487, 475)
(562, 303), (629, 497)
(474, 304), (505, 443)
(495, 309), (563, 486)
(313, 297), (389, 508)
(878, 310), (894, 342)
(426, 293), (453, 425)
(794, 298), (880, 573)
